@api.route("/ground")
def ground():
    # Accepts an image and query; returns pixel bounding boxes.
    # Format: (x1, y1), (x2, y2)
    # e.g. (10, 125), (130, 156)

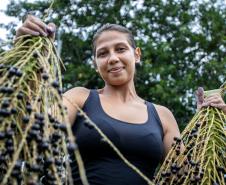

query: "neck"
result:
(101, 81), (139, 103)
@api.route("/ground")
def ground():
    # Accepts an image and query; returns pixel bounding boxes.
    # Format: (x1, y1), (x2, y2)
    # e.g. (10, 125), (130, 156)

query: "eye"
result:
(117, 47), (126, 52)
(97, 51), (107, 57)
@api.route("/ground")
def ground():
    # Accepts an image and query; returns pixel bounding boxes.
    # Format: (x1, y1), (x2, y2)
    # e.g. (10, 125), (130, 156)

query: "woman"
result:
(16, 15), (226, 185)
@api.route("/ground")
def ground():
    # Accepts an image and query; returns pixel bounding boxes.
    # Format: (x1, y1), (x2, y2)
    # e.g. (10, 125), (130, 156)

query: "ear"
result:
(134, 47), (141, 64)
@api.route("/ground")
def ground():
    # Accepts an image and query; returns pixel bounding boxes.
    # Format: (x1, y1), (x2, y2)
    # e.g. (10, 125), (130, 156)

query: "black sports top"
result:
(71, 90), (164, 185)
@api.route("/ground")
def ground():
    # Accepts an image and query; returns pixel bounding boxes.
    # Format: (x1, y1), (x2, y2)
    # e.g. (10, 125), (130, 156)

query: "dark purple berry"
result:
(58, 123), (67, 132)
(26, 105), (32, 114)
(17, 92), (24, 99)
(2, 99), (10, 108)
(15, 70), (22, 77)
(6, 130), (14, 138)
(55, 159), (62, 166)
(52, 148), (60, 155)
(30, 164), (40, 172)
(11, 108), (17, 114)
(51, 80), (59, 88)
(0, 108), (11, 117)
(6, 139), (13, 146)
(48, 114), (55, 123)
(0, 132), (5, 139)
(7, 146), (14, 154)
(11, 169), (20, 177)
(45, 157), (54, 166)
(67, 142), (78, 152)
(22, 116), (30, 124)
(40, 141), (49, 151)
(41, 73), (49, 81)
(33, 52), (39, 58)
(34, 113), (44, 121)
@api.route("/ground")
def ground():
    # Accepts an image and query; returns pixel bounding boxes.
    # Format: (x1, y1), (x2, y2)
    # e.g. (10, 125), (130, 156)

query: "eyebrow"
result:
(96, 42), (128, 53)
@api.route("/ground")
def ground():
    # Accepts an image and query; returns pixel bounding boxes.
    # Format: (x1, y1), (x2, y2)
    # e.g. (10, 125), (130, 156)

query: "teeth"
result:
(108, 67), (124, 72)
(112, 68), (119, 71)
(110, 67), (122, 72)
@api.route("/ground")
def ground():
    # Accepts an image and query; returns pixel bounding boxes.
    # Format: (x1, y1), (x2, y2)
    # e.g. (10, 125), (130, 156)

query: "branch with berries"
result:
(0, 35), (89, 185)
(154, 83), (226, 185)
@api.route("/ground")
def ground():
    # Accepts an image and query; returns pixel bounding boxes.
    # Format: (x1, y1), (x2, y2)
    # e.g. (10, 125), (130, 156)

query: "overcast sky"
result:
(0, 1), (34, 41)
(0, 1), (19, 40)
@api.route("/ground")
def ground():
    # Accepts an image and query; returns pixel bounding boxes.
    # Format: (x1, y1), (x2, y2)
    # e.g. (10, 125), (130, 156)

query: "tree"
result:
(1, 0), (226, 129)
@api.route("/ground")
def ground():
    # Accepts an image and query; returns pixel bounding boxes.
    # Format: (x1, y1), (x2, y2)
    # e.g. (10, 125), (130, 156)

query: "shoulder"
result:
(63, 87), (90, 109)
(153, 104), (178, 134)
(154, 104), (174, 118)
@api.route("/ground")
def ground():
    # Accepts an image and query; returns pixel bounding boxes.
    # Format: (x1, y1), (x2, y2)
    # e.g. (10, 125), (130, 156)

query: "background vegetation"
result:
(1, 0), (226, 129)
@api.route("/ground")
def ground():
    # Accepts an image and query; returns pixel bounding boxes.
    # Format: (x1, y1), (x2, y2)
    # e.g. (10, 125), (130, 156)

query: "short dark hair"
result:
(92, 23), (136, 57)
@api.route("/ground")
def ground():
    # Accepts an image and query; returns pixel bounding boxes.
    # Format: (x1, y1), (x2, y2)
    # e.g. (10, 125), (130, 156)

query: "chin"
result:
(107, 78), (132, 86)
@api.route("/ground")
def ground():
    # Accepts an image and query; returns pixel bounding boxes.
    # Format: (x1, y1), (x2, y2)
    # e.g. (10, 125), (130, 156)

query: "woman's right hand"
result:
(195, 87), (226, 114)
(16, 14), (56, 40)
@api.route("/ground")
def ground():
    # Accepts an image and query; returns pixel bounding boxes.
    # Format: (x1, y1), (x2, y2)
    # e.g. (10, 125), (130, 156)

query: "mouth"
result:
(108, 66), (125, 73)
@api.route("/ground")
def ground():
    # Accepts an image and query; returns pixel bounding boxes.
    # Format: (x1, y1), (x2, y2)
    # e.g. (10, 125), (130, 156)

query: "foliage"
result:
(1, 0), (226, 129)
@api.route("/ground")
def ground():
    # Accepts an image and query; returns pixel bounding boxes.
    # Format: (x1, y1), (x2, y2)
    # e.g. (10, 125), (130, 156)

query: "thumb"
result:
(195, 87), (204, 110)
(47, 23), (56, 41)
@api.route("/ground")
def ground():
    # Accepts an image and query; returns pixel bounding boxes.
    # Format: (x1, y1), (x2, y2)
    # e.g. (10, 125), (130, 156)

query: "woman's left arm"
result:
(155, 105), (184, 158)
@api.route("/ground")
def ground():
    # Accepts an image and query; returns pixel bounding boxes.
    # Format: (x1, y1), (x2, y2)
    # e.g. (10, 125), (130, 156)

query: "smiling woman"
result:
(14, 15), (226, 185)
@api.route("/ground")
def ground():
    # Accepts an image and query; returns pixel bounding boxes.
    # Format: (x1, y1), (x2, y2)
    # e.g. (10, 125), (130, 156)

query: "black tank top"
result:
(71, 90), (164, 185)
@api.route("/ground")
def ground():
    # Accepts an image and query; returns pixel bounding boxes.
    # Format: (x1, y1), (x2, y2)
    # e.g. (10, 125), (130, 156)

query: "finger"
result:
(47, 23), (56, 33)
(200, 103), (210, 108)
(204, 96), (220, 103)
(47, 23), (56, 40)
(204, 93), (221, 100)
(16, 26), (40, 37)
(24, 20), (47, 36)
(210, 103), (226, 109)
(203, 100), (220, 107)
(27, 15), (48, 34)
(204, 96), (223, 105)
(195, 90), (204, 105)
(197, 87), (204, 96)
(202, 97), (224, 107)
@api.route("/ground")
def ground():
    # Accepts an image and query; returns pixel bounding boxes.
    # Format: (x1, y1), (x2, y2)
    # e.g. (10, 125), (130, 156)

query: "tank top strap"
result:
(146, 102), (164, 139)
(82, 89), (96, 105)
(82, 89), (102, 115)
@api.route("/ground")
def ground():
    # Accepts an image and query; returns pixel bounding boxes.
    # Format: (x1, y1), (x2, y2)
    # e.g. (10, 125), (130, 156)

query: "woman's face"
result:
(94, 31), (141, 86)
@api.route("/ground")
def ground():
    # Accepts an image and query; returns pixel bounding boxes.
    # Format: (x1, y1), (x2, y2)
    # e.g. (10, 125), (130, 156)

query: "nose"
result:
(108, 52), (119, 65)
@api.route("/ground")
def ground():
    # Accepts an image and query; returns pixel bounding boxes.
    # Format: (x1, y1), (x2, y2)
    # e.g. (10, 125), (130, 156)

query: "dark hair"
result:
(92, 23), (136, 57)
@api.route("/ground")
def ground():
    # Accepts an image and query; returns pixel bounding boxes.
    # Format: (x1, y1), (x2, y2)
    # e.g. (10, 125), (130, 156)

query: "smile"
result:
(108, 67), (125, 73)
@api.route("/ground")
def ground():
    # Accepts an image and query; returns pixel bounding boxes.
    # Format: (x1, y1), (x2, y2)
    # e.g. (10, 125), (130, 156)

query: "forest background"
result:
(0, 0), (225, 130)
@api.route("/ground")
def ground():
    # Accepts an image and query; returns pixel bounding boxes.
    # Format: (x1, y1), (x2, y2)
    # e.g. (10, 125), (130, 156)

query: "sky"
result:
(0, 0), (33, 41)
(0, 0), (16, 40)
(0, 0), (20, 41)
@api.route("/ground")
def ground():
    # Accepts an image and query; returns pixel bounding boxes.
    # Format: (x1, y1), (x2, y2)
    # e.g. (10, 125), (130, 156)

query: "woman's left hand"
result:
(196, 88), (226, 114)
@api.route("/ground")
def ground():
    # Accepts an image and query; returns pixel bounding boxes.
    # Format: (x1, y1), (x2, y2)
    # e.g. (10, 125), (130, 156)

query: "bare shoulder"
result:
(63, 87), (90, 109)
(154, 104), (175, 117)
(153, 104), (178, 133)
